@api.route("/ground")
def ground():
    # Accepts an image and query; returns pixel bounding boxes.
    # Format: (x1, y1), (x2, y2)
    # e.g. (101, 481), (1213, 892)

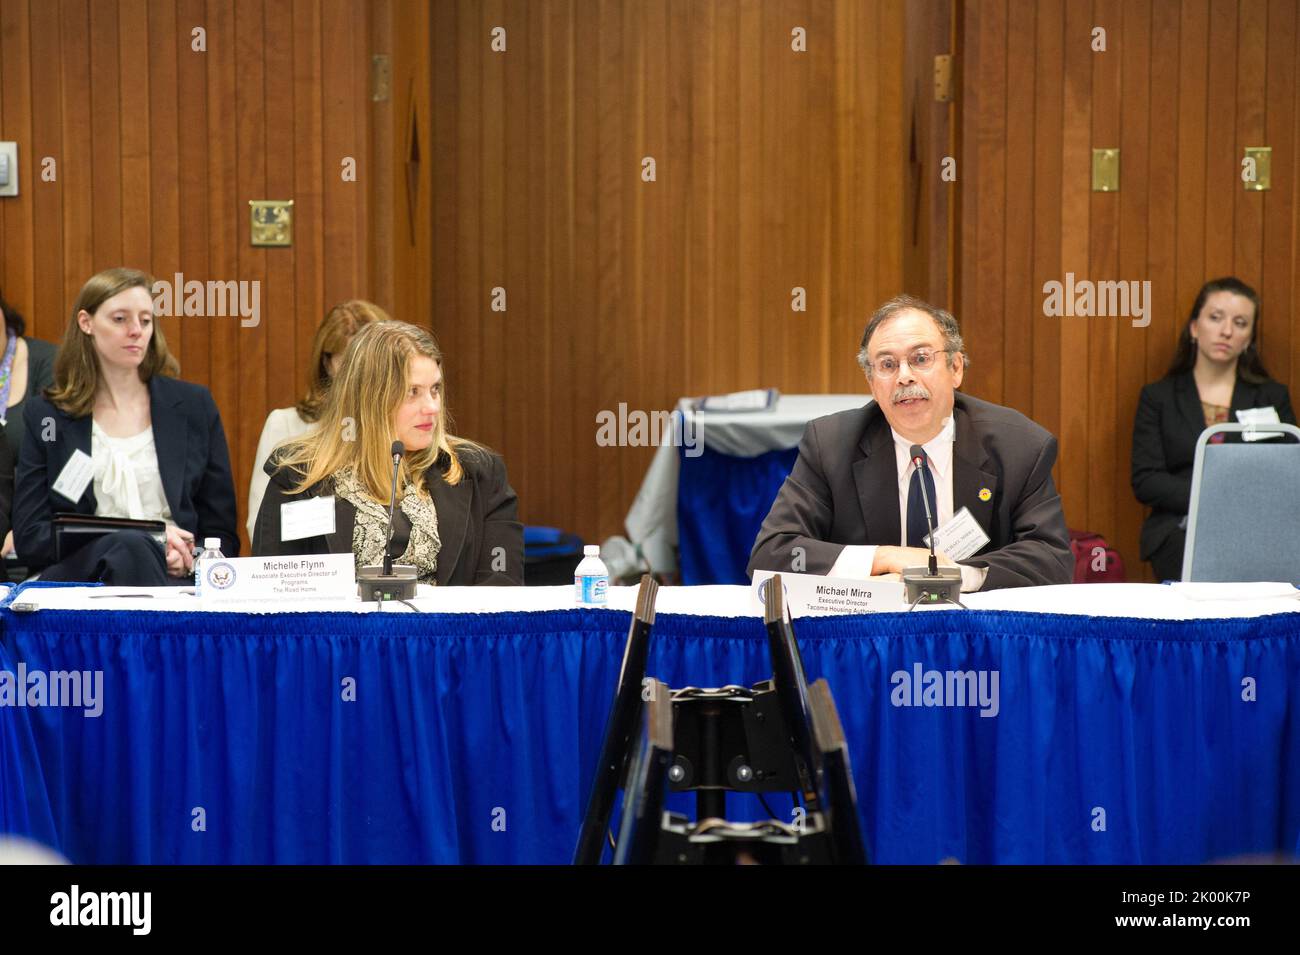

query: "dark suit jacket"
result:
(0, 422), (13, 545)
(1130, 371), (1296, 560)
(747, 392), (1074, 590)
(251, 445), (524, 586)
(13, 376), (240, 568)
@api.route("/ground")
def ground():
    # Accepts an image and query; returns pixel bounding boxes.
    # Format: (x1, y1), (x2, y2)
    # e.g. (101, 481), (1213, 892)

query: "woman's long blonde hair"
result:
(277, 320), (476, 500)
(47, 268), (179, 416)
(296, 299), (390, 422)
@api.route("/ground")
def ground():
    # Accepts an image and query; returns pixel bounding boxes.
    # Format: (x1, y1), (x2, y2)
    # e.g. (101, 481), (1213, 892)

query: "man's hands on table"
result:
(868, 545), (957, 582)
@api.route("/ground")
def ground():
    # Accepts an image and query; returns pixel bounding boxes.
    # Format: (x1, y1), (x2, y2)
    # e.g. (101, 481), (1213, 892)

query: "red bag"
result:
(1068, 529), (1126, 583)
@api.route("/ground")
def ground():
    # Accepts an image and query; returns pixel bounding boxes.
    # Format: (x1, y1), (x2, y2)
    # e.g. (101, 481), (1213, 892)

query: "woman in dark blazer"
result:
(0, 289), (58, 563)
(251, 320), (522, 586)
(13, 268), (238, 584)
(1131, 277), (1296, 581)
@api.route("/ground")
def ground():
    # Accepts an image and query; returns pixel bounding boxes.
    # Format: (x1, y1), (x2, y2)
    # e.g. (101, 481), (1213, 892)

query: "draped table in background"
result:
(624, 394), (867, 583)
(2, 582), (1298, 864)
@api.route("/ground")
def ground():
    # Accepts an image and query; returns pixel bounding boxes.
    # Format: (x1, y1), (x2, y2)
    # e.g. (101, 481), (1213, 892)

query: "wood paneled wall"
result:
(0, 0), (373, 550)
(15, 2), (1290, 577)
(378, 0), (909, 548)
(958, 0), (1300, 580)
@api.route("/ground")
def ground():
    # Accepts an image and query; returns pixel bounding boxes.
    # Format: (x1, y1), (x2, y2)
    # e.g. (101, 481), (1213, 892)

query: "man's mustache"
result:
(892, 384), (931, 403)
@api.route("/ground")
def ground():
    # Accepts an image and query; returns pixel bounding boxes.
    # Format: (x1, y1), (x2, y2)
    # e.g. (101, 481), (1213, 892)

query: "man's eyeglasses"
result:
(865, 348), (954, 378)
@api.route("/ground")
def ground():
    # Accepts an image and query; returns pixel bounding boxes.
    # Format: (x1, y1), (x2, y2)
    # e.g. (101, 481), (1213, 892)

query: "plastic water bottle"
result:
(574, 544), (609, 605)
(194, 537), (224, 599)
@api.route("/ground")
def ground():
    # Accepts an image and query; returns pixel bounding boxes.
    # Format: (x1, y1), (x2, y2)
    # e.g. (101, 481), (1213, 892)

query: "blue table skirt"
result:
(677, 445), (798, 585)
(3, 605), (1299, 864)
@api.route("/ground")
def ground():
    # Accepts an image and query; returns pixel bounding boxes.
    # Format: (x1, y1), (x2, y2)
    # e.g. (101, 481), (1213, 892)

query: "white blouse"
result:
(91, 421), (174, 522)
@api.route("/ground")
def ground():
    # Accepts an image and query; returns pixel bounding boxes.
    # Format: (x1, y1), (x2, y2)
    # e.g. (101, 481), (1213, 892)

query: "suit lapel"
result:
(324, 490), (355, 557)
(951, 400), (999, 550)
(852, 406), (902, 546)
(1174, 371), (1207, 431)
(1229, 377), (1271, 417)
(149, 377), (188, 518)
(428, 464), (470, 584)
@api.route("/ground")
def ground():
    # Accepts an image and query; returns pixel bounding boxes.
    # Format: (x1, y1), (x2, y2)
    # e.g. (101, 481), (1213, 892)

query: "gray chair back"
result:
(1183, 422), (1300, 583)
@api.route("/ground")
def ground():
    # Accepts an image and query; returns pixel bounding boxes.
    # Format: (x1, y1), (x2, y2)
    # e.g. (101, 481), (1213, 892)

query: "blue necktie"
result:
(906, 454), (938, 548)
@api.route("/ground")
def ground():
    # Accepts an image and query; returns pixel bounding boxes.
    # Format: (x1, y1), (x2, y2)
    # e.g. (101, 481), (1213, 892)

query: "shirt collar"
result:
(891, 414), (955, 483)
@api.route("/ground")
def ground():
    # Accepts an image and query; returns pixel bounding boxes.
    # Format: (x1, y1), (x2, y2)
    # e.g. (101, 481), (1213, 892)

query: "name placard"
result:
(198, 554), (357, 607)
(751, 570), (905, 616)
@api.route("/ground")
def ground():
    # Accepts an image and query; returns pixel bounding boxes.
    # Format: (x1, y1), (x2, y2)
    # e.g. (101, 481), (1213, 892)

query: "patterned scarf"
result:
(333, 467), (441, 583)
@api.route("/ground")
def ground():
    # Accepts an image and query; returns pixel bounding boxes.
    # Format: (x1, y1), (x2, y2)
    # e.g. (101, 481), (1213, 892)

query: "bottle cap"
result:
(204, 538), (222, 549)
(584, 544), (600, 556)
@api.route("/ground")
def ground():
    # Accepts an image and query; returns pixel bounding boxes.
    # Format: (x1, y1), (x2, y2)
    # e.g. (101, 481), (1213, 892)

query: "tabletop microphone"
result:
(382, 440), (404, 576)
(902, 444), (964, 610)
(910, 445), (940, 576)
(357, 440), (418, 605)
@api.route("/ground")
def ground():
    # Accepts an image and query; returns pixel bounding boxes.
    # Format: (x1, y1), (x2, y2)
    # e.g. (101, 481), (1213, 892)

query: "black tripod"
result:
(574, 575), (867, 865)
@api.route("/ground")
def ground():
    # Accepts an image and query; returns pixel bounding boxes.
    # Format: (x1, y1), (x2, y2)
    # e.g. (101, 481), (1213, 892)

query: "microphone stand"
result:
(381, 452), (399, 578)
(901, 448), (965, 611)
(357, 444), (419, 607)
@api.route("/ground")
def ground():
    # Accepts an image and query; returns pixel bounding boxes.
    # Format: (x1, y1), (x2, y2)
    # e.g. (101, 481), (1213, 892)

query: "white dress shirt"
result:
(91, 421), (174, 523)
(828, 415), (990, 592)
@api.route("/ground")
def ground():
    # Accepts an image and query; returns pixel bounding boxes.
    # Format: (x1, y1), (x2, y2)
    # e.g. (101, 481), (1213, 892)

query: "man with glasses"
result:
(748, 295), (1072, 591)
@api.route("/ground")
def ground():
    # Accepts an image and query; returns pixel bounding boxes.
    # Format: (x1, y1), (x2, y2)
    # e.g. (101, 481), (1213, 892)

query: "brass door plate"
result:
(933, 54), (952, 102)
(1092, 148), (1119, 192)
(371, 54), (391, 102)
(1244, 146), (1271, 190)
(250, 200), (293, 247)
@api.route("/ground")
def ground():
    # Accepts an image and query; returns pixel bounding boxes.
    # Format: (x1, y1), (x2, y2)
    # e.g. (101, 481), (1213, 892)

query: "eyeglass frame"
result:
(862, 346), (961, 379)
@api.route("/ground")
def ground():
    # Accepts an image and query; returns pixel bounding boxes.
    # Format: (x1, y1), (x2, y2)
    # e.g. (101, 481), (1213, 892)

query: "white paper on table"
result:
(697, 388), (777, 413)
(1171, 581), (1300, 601)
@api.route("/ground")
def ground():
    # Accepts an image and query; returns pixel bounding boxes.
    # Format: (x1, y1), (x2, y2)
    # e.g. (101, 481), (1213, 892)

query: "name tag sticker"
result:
(280, 495), (337, 542)
(52, 449), (95, 503)
(1236, 405), (1283, 442)
(924, 506), (991, 561)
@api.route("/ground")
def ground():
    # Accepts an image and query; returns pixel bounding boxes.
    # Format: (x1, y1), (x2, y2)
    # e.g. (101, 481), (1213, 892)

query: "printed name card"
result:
(198, 554), (357, 607)
(751, 570), (905, 616)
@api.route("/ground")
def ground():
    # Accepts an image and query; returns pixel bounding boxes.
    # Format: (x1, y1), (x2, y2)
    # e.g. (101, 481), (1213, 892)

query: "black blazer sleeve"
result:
(13, 395), (59, 568)
(249, 458), (318, 558)
(1267, 381), (1297, 426)
(194, 387), (240, 557)
(1130, 381), (1192, 514)
(470, 448), (524, 585)
(0, 423), (13, 547)
(963, 433), (1074, 590)
(745, 421), (851, 577)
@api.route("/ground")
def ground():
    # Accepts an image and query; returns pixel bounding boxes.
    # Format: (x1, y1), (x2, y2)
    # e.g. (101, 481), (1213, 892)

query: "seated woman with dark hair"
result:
(0, 289), (58, 563)
(252, 320), (522, 585)
(13, 268), (239, 584)
(1131, 276), (1296, 581)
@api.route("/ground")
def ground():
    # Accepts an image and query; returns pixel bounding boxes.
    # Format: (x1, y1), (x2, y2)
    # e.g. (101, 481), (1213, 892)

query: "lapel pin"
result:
(978, 487), (992, 502)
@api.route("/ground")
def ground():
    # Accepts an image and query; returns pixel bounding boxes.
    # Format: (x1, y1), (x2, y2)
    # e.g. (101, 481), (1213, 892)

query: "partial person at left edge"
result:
(0, 287), (58, 565)
(12, 267), (239, 584)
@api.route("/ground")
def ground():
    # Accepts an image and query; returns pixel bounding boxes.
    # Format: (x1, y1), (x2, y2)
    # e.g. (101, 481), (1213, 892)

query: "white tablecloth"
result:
(12, 581), (1300, 620)
(622, 393), (870, 575)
